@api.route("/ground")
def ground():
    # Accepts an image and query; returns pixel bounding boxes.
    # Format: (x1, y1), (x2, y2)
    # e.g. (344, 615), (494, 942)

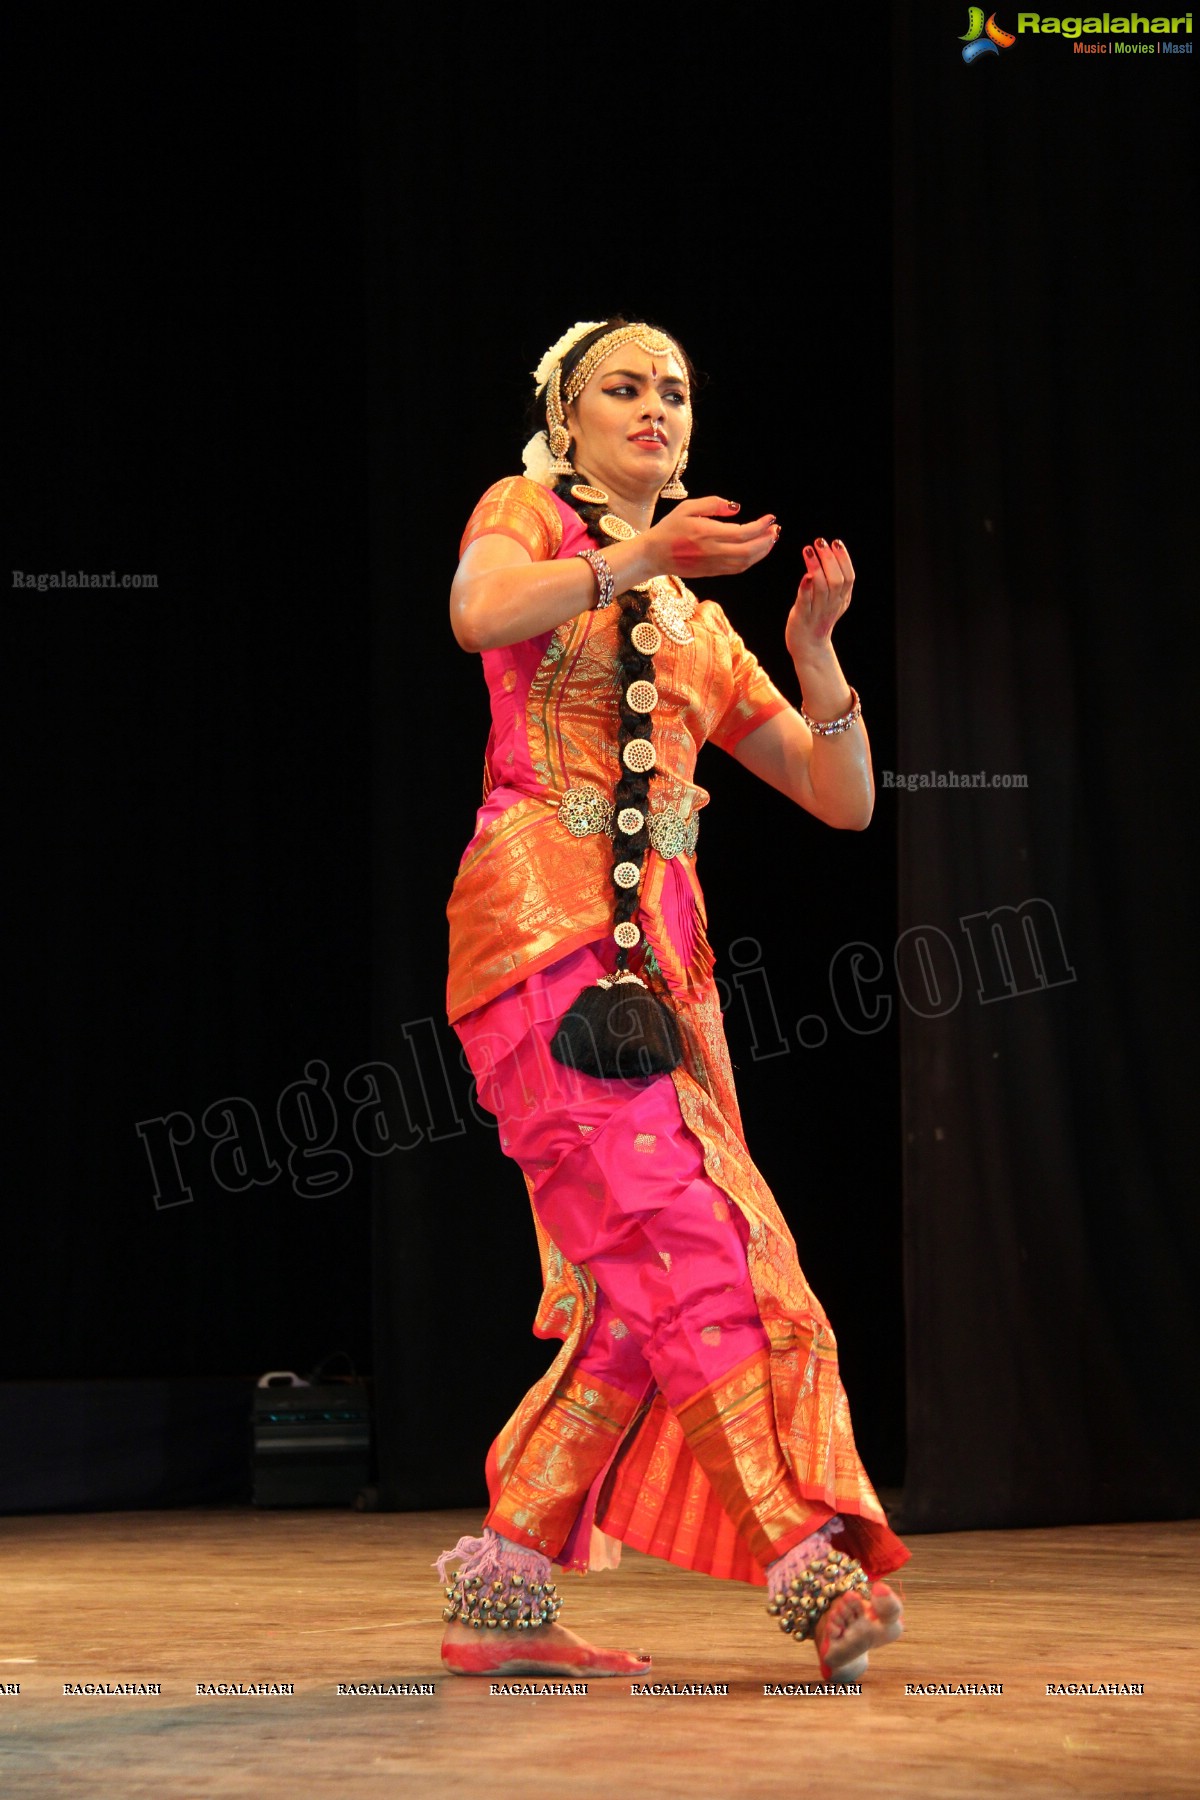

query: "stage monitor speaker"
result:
(251, 1371), (372, 1507)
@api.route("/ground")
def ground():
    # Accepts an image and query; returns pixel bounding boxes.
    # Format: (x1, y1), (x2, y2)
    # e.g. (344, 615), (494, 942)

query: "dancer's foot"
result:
(441, 1617), (652, 1679)
(814, 1581), (903, 1683)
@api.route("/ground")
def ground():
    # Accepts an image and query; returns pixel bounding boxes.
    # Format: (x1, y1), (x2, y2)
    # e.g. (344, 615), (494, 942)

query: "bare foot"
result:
(814, 1581), (903, 1683)
(441, 1617), (652, 1679)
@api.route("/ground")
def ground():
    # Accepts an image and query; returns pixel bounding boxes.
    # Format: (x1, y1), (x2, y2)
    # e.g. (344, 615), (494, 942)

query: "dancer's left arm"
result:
(729, 537), (874, 830)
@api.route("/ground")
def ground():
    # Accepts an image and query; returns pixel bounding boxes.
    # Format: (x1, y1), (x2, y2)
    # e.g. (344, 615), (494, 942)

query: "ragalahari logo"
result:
(960, 7), (1018, 58)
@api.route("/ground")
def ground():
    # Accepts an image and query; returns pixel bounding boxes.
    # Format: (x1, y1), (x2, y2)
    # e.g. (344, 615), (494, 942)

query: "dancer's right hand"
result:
(644, 497), (780, 582)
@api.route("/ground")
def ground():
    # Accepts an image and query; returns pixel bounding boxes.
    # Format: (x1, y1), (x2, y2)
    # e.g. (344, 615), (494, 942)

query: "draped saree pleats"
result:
(456, 937), (909, 1588)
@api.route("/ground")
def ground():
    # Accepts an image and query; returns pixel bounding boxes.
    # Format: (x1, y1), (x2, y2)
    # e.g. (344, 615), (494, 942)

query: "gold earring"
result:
(546, 366), (575, 477)
(660, 447), (688, 500)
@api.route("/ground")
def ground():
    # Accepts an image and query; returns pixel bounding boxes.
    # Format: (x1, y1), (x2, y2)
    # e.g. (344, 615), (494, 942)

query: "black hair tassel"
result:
(550, 976), (682, 1080)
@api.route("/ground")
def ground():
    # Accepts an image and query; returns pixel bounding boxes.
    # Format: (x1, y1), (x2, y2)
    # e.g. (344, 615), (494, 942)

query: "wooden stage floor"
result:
(1, 1508), (1195, 1798)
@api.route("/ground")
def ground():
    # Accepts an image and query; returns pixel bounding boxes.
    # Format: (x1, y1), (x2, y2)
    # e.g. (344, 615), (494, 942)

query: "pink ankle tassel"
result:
(434, 1527), (552, 1587)
(433, 1533), (492, 1586)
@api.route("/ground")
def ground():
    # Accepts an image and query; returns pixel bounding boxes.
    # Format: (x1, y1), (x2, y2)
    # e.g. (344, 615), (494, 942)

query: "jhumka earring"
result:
(545, 365), (575, 478)
(660, 446), (689, 500)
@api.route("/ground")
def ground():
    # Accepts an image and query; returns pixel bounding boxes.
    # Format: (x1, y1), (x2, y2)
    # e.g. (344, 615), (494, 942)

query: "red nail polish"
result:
(815, 537), (828, 548)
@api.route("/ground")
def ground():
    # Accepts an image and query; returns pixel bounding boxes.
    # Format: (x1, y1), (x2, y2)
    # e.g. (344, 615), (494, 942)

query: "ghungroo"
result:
(435, 1530), (563, 1633)
(767, 1545), (872, 1642)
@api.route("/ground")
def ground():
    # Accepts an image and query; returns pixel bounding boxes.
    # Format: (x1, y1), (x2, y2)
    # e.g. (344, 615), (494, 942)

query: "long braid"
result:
(544, 323), (684, 1075)
(610, 587), (656, 973)
(550, 472), (659, 974)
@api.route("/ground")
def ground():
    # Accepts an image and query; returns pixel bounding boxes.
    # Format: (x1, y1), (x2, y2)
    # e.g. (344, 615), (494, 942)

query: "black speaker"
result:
(251, 1371), (372, 1507)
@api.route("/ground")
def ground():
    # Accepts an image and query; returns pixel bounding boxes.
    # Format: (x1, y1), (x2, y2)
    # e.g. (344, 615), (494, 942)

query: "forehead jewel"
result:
(561, 327), (687, 405)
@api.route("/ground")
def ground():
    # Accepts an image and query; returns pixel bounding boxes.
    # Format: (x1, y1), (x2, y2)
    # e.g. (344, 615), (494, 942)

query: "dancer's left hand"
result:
(785, 538), (854, 664)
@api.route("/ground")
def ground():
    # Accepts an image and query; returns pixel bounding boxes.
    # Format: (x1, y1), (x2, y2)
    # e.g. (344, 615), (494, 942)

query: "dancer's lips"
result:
(630, 432), (668, 449)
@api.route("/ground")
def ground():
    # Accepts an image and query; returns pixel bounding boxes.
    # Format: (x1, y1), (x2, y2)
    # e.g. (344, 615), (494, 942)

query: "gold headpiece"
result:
(531, 323), (692, 492)
(561, 325), (688, 407)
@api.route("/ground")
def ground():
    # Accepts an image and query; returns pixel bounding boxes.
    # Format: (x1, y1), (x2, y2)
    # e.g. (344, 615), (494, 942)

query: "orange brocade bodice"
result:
(445, 478), (792, 1025)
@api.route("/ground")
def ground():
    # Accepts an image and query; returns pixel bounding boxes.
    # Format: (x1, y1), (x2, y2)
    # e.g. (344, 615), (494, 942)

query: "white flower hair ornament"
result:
(520, 428), (557, 488)
(523, 321), (604, 488)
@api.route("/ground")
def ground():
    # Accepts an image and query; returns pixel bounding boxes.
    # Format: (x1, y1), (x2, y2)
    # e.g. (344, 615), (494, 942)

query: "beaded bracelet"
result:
(575, 548), (615, 610)
(801, 686), (862, 737)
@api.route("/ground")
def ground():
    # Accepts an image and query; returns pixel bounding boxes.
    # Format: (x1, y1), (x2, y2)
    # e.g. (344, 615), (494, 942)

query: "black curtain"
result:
(892, 7), (1199, 1529)
(8, 10), (375, 1396)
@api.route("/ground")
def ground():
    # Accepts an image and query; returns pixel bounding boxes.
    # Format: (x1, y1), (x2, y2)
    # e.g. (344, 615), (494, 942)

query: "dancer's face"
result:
(566, 343), (690, 500)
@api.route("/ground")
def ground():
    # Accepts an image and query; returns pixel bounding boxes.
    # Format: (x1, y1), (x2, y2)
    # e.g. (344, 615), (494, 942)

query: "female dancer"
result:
(435, 318), (908, 1683)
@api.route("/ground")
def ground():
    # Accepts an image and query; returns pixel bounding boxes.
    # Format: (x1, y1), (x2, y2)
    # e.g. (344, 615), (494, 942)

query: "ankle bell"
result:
(765, 1546), (871, 1643)
(435, 1530), (564, 1632)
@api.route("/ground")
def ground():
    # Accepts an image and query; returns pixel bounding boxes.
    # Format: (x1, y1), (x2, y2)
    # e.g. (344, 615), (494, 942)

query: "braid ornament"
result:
(549, 484), (684, 1081)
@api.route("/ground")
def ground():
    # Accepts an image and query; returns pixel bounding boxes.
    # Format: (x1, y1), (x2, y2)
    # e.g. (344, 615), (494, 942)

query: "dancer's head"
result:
(524, 318), (695, 501)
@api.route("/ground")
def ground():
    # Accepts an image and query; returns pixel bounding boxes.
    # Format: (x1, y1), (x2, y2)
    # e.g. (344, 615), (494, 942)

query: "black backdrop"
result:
(891, 5), (1199, 1527)
(10, 8), (374, 1395)
(7, 6), (1196, 1529)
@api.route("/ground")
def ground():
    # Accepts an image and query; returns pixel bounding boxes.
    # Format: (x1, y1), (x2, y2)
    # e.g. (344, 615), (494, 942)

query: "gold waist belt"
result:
(557, 784), (699, 859)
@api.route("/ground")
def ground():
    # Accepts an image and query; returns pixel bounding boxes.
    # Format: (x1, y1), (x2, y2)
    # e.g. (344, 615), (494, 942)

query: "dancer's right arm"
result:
(450, 499), (780, 654)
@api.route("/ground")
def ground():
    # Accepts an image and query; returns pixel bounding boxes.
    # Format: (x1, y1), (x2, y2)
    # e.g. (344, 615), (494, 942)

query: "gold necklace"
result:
(638, 576), (698, 646)
(571, 487), (699, 645)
